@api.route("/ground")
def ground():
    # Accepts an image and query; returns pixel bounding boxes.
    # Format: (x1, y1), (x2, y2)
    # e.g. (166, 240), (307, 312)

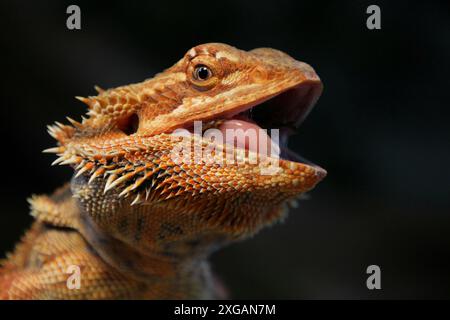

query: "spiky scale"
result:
(60, 156), (82, 166)
(66, 117), (83, 129)
(94, 85), (104, 93)
(42, 147), (64, 154)
(104, 172), (136, 192)
(75, 162), (95, 178)
(118, 184), (135, 198)
(103, 174), (118, 194)
(130, 193), (141, 206)
(88, 167), (106, 184)
(51, 156), (66, 166)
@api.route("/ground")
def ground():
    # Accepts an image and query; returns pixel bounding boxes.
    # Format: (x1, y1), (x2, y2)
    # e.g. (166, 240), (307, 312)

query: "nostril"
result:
(117, 113), (139, 135)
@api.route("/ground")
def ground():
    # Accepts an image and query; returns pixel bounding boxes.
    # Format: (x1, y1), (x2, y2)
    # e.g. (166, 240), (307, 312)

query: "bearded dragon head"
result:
(45, 43), (326, 258)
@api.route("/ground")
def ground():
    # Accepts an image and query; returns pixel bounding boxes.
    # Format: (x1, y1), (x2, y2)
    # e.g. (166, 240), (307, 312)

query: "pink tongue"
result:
(216, 119), (278, 155)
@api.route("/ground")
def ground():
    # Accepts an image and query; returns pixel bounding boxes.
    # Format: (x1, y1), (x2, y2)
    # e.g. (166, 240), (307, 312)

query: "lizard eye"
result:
(187, 58), (219, 90)
(193, 65), (212, 81)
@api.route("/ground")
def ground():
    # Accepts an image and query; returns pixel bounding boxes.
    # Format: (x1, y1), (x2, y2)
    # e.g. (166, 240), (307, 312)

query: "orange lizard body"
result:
(0, 43), (325, 299)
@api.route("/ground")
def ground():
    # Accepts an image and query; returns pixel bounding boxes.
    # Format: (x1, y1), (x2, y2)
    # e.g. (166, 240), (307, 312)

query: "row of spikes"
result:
(46, 119), (78, 143)
(46, 85), (121, 139)
(43, 147), (219, 205)
(48, 76), (186, 140)
(74, 78), (186, 124)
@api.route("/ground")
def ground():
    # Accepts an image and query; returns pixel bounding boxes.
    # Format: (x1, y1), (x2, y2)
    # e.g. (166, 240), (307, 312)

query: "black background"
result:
(0, 0), (449, 299)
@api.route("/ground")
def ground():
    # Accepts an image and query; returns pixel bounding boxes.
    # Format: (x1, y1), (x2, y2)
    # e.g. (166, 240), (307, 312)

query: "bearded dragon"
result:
(0, 43), (326, 299)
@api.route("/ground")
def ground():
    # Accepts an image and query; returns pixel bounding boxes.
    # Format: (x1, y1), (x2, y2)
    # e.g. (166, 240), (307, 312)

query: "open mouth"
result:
(211, 81), (323, 164)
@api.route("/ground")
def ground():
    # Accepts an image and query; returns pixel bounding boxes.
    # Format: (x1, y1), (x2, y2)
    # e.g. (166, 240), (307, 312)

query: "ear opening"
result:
(117, 113), (139, 135)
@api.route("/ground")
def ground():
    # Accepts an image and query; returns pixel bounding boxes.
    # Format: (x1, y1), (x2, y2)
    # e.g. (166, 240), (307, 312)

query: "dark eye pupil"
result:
(196, 66), (210, 80)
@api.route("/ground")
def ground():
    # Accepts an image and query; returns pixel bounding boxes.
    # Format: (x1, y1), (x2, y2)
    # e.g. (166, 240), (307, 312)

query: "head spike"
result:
(42, 147), (65, 154)
(104, 172), (135, 193)
(88, 167), (106, 184)
(75, 162), (95, 178)
(129, 169), (156, 192)
(118, 185), (132, 198)
(104, 174), (118, 194)
(75, 96), (91, 107)
(66, 117), (83, 129)
(165, 192), (178, 200)
(51, 156), (67, 166)
(47, 125), (58, 139)
(130, 193), (141, 206)
(175, 189), (185, 197)
(60, 156), (82, 166)
(75, 160), (86, 170)
(94, 85), (105, 93)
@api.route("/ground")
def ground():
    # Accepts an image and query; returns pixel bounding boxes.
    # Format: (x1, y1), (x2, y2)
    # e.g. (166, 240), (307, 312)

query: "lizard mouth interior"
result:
(214, 81), (322, 163)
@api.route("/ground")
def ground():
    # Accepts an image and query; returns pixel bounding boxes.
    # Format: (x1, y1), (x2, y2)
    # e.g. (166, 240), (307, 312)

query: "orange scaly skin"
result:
(0, 43), (326, 299)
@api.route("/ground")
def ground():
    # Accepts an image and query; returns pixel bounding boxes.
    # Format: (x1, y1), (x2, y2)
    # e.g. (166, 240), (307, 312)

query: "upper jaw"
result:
(138, 59), (322, 136)
(230, 79), (323, 131)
